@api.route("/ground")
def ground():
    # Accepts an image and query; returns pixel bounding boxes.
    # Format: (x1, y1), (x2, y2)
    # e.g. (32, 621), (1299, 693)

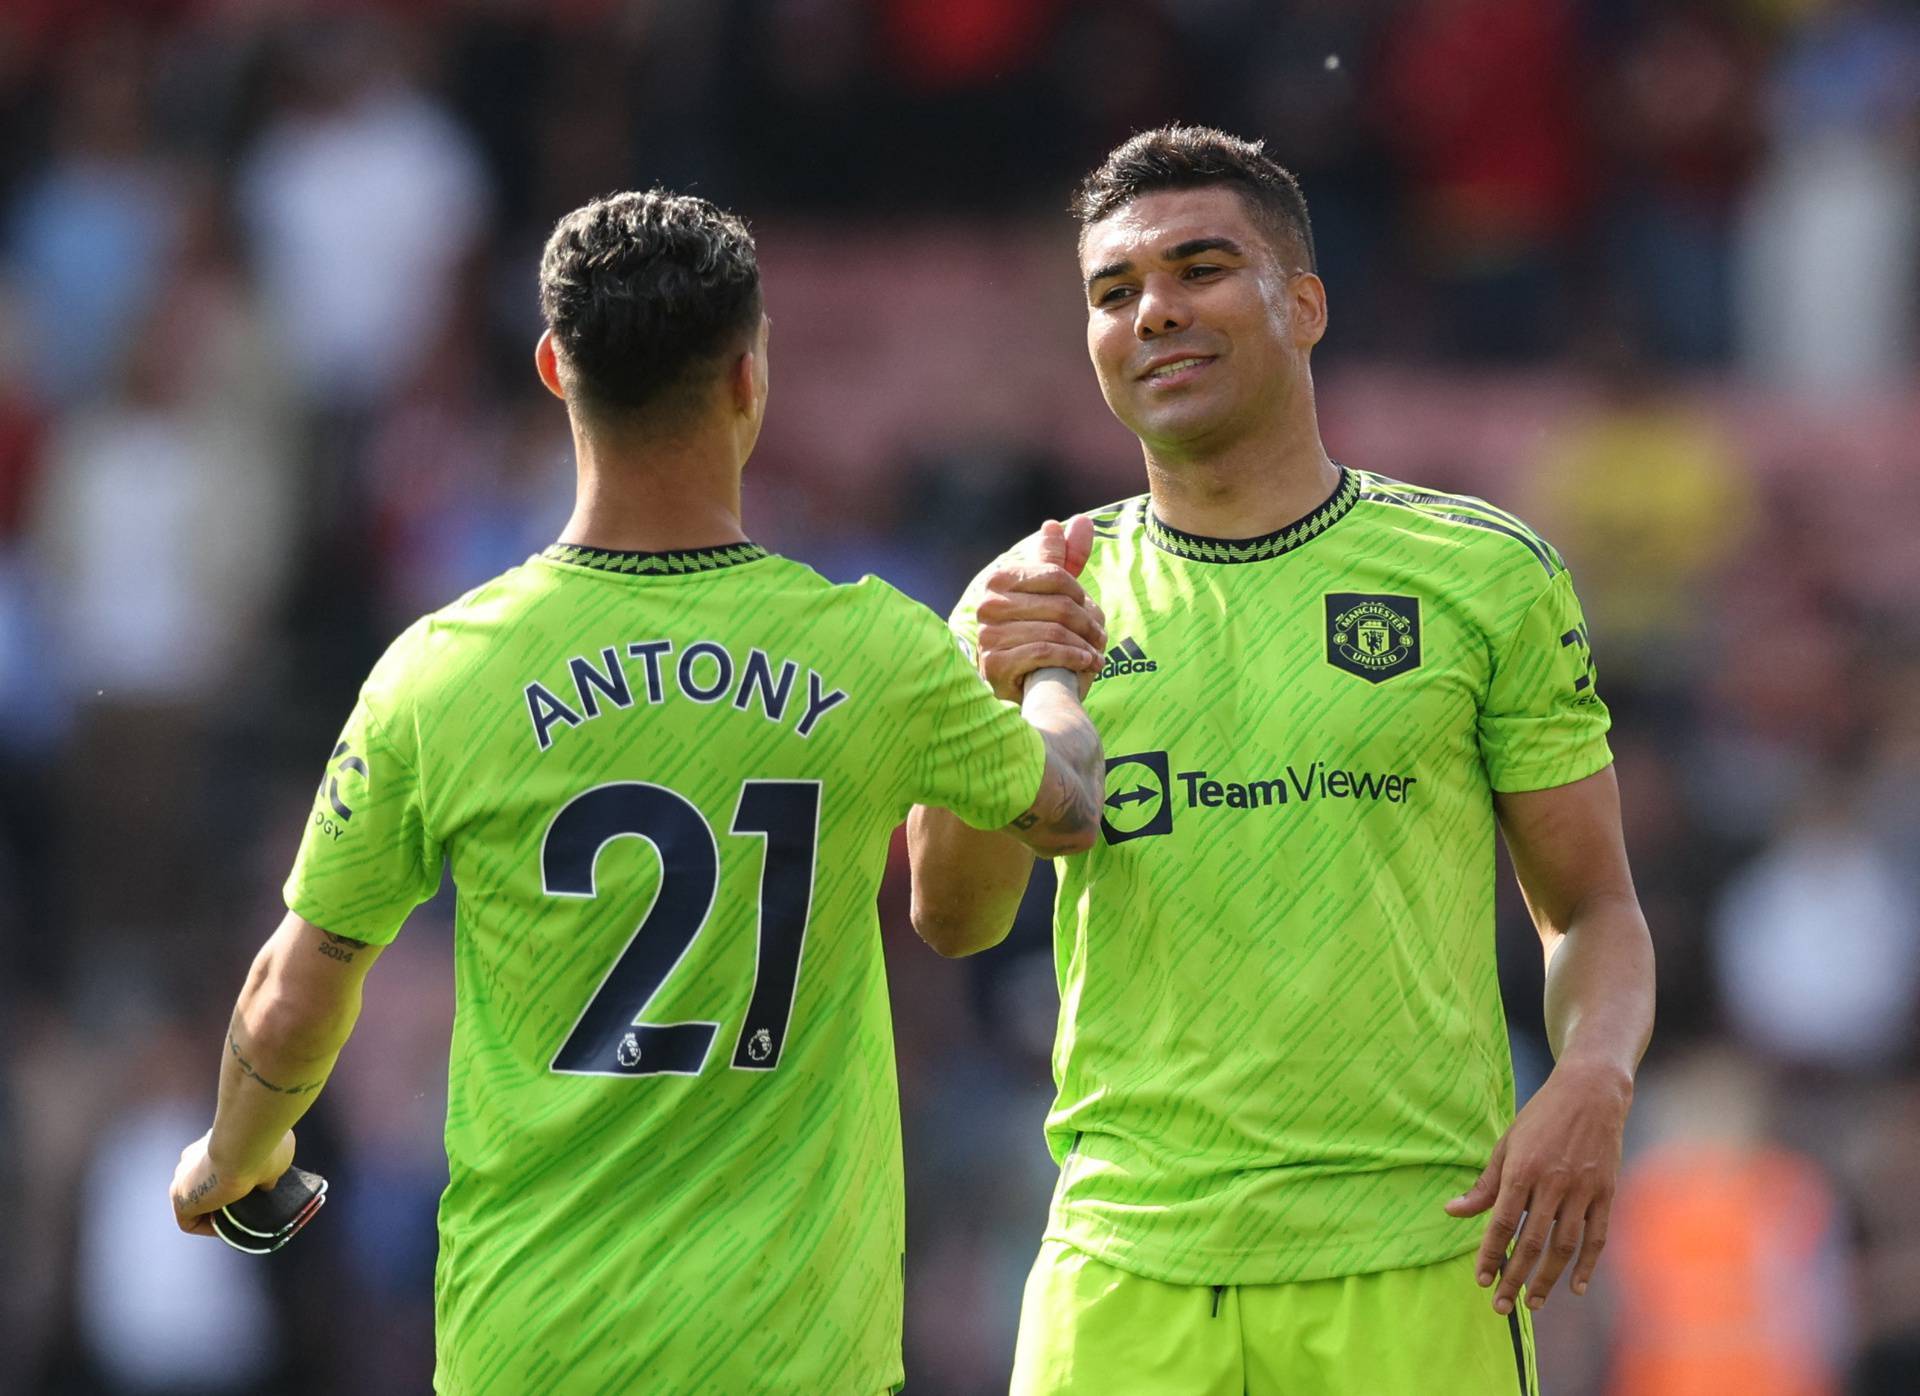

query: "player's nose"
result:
(1134, 273), (1191, 340)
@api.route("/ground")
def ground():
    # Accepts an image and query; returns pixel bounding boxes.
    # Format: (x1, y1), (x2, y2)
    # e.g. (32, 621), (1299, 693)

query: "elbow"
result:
(910, 898), (1010, 959)
(1019, 794), (1101, 858)
(1023, 821), (1098, 859)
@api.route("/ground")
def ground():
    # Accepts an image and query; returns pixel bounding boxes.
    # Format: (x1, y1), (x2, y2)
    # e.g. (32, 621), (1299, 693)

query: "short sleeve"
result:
(945, 556), (998, 662)
(1479, 569), (1613, 793)
(283, 662), (443, 945)
(891, 596), (1045, 830)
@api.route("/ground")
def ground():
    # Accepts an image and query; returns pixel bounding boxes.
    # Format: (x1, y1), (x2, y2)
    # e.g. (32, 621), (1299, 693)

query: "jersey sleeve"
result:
(944, 553), (998, 664)
(1478, 568), (1613, 793)
(283, 630), (444, 943)
(887, 590), (1045, 830)
(949, 610), (982, 671)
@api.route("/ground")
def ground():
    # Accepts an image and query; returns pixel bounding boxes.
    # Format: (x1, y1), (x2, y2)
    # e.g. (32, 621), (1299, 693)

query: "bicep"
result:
(1494, 764), (1635, 936)
(244, 910), (386, 1019)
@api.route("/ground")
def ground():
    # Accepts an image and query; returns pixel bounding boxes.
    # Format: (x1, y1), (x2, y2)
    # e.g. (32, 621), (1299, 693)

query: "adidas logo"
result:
(1099, 637), (1158, 680)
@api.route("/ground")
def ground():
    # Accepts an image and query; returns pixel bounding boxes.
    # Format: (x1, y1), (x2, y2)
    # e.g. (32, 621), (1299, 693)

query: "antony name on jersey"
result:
(523, 636), (850, 751)
(288, 540), (1045, 1396)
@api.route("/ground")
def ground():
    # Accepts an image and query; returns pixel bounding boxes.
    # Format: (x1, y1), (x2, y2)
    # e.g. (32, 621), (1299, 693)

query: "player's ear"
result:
(1290, 272), (1328, 350)
(534, 331), (566, 401)
(729, 315), (770, 420)
(726, 349), (756, 418)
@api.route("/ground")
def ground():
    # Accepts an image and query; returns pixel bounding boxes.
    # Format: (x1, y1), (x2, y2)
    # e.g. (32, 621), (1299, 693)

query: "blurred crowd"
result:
(0, 1), (1916, 1394)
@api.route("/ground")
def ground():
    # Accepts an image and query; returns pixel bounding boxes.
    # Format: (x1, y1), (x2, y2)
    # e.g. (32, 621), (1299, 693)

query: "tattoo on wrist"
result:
(181, 1169), (220, 1206)
(315, 930), (367, 963)
(227, 1030), (323, 1096)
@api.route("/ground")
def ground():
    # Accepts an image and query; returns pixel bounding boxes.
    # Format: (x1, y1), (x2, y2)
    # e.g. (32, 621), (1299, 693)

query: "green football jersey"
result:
(285, 541), (1045, 1395)
(954, 466), (1611, 1287)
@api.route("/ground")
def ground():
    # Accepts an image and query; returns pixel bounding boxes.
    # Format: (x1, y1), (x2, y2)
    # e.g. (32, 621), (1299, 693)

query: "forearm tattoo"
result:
(228, 1030), (324, 1096)
(1057, 767), (1101, 835)
(1045, 720), (1105, 837)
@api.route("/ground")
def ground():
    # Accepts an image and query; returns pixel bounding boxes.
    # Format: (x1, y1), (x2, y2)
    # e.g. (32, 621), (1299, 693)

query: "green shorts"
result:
(1009, 1240), (1538, 1396)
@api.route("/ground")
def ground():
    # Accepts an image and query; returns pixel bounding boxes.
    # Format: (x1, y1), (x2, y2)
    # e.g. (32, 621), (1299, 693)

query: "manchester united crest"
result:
(1325, 594), (1421, 683)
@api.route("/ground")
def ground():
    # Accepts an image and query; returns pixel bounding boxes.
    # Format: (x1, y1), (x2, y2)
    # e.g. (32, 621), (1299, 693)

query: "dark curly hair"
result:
(1072, 125), (1317, 274)
(538, 190), (762, 419)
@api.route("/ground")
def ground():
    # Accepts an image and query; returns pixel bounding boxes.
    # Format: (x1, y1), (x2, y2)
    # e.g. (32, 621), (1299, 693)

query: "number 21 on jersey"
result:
(541, 780), (821, 1078)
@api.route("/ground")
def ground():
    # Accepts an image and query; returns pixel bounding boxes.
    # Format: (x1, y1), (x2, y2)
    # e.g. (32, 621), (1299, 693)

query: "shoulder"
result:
(1082, 494), (1149, 571)
(958, 493), (1150, 603)
(840, 572), (960, 645)
(1084, 494), (1145, 538)
(407, 559), (546, 656)
(768, 560), (1000, 664)
(358, 559), (553, 715)
(1349, 470), (1566, 583)
(721, 553), (915, 611)
(823, 568), (931, 618)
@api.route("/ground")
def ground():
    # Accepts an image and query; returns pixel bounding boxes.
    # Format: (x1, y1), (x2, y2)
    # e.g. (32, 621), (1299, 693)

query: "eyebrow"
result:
(1168, 236), (1245, 262)
(1084, 236), (1249, 291)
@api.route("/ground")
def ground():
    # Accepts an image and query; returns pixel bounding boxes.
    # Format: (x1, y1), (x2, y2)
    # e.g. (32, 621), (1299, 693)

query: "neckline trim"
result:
(1143, 466), (1359, 565)
(541, 540), (770, 576)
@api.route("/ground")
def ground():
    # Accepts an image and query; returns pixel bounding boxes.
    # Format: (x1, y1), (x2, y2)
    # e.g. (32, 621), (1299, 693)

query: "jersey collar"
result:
(541, 540), (770, 576)
(1143, 465), (1359, 565)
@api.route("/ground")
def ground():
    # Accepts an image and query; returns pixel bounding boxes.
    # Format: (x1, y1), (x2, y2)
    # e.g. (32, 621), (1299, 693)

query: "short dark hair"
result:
(538, 190), (762, 419)
(1071, 125), (1317, 273)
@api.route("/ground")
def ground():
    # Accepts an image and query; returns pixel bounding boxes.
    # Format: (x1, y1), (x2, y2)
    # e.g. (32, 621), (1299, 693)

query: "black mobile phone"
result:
(211, 1166), (329, 1254)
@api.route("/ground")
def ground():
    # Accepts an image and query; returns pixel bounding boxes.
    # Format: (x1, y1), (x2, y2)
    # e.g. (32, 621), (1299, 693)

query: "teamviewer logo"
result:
(1102, 750), (1173, 844)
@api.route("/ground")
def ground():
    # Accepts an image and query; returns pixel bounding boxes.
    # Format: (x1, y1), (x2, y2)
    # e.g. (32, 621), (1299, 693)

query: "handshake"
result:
(962, 515), (1110, 702)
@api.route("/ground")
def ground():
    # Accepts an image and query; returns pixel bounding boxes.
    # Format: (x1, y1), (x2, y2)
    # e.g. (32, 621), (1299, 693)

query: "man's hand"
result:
(973, 516), (1106, 700)
(171, 1128), (296, 1238)
(1458, 767), (1653, 1315)
(1444, 1058), (1632, 1314)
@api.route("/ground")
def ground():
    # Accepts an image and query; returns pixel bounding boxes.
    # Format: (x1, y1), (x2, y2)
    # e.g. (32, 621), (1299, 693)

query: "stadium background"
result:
(1, 1), (1917, 1392)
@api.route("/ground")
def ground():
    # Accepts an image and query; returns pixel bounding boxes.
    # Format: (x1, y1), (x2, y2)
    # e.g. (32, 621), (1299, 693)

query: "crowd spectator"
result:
(1375, 0), (1588, 360)
(1735, 0), (1920, 390)
(8, 26), (178, 405)
(237, 21), (489, 413)
(1593, 1), (1762, 365)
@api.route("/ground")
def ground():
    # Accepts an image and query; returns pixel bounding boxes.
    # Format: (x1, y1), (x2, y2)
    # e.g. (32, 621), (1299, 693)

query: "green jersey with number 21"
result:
(286, 541), (1045, 1396)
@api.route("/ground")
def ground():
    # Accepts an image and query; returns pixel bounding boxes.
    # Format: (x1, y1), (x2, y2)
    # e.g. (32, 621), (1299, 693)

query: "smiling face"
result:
(1080, 185), (1326, 459)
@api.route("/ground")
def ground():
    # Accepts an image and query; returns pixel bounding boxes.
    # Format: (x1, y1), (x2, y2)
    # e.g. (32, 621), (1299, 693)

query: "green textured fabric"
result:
(1010, 1241), (1538, 1395)
(954, 468), (1611, 1287)
(286, 545), (1045, 1394)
